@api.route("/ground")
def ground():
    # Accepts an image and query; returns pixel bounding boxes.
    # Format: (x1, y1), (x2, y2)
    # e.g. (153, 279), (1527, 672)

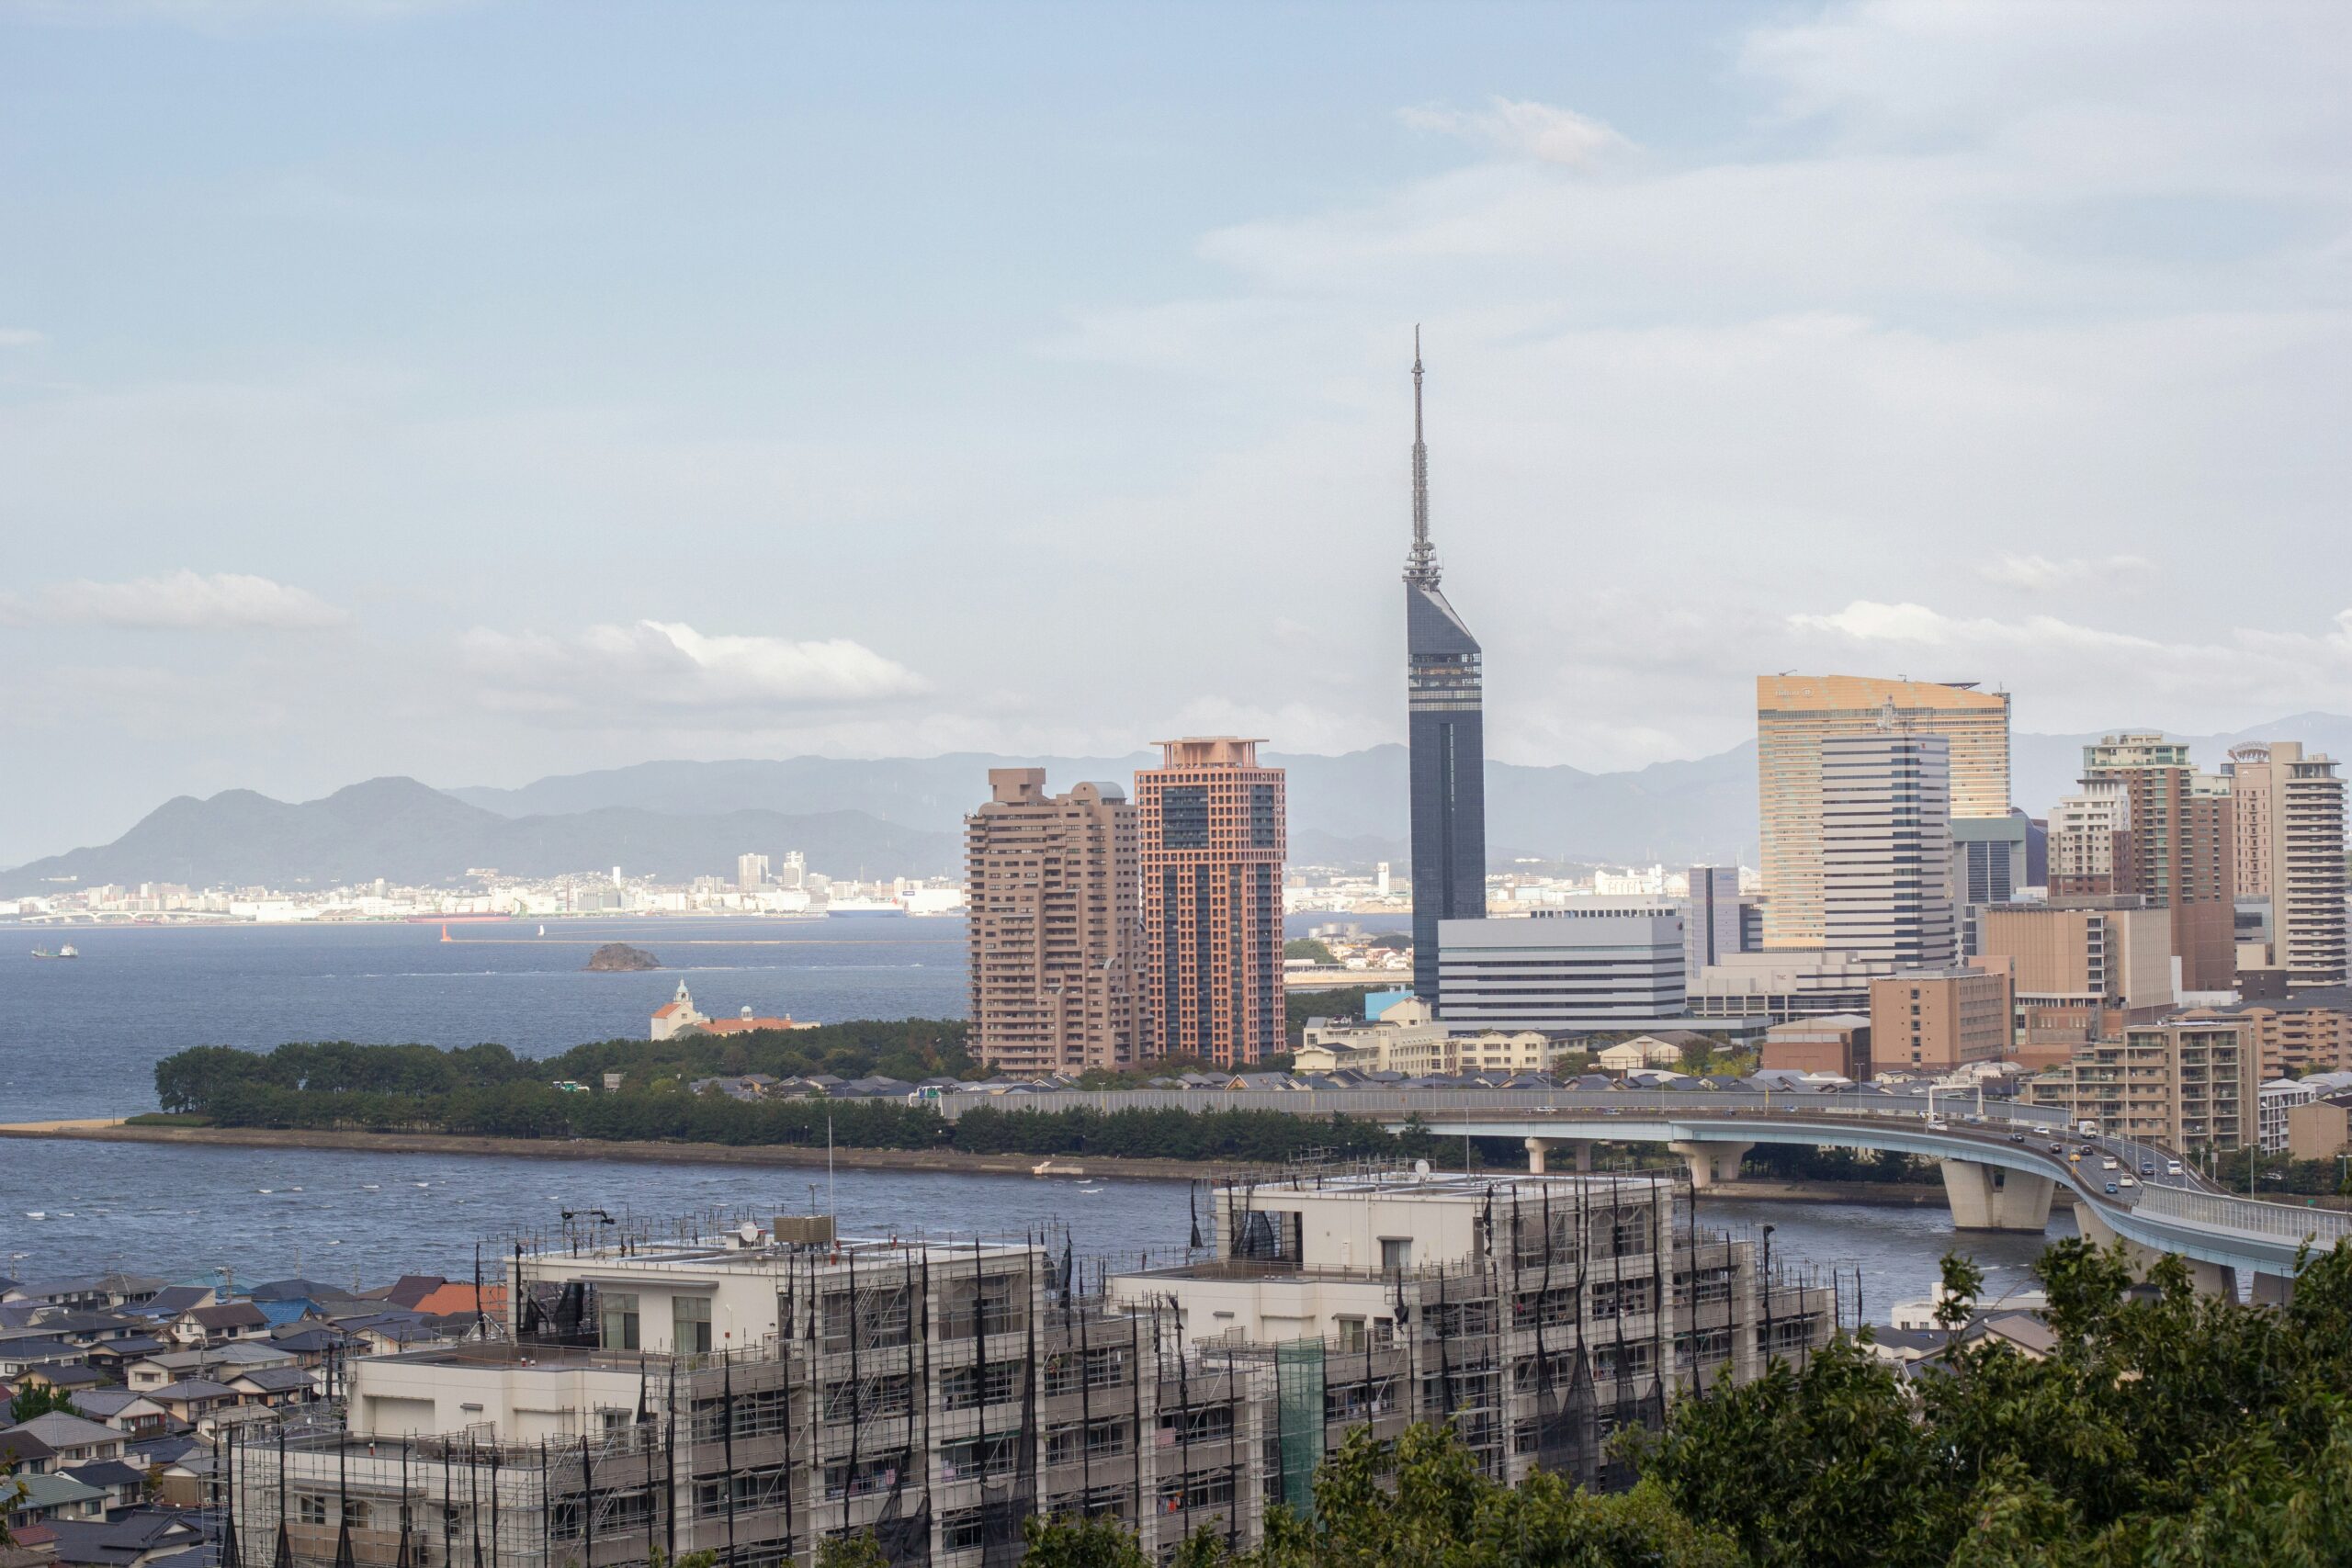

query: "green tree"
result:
(9, 1383), (81, 1422)
(1283, 939), (1338, 965)
(812, 1534), (888, 1568)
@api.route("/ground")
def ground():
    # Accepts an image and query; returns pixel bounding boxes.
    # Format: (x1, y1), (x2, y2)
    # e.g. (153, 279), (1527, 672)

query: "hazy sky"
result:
(5, 0), (2348, 864)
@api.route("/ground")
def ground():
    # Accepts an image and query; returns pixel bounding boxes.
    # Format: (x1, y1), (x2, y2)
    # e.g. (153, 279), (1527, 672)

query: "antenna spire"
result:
(1405, 326), (1439, 586)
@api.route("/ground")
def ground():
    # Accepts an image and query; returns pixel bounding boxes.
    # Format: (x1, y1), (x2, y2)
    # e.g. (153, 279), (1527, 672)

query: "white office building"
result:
(1822, 729), (1958, 969)
(1436, 908), (1687, 1032)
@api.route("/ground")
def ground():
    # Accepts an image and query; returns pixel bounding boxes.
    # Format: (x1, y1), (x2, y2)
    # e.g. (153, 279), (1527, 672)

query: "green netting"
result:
(1275, 1338), (1327, 1519)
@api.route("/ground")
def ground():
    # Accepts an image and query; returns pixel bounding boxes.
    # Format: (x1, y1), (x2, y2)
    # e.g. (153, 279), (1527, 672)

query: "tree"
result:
(10, 1383), (81, 1422)
(1283, 939), (1338, 965)
(812, 1535), (888, 1568)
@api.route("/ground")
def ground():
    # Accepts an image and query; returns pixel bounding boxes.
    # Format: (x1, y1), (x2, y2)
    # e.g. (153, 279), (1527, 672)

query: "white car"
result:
(2166, 1160), (2184, 1176)
(1926, 1118), (1950, 1131)
(2120, 1176), (2138, 1188)
(2100, 1156), (2120, 1170)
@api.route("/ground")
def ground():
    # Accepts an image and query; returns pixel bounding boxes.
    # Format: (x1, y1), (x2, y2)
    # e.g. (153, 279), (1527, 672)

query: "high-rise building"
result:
(1136, 738), (1285, 1066)
(735, 852), (768, 894)
(2048, 779), (2132, 897)
(1951, 815), (2028, 954)
(1686, 865), (1746, 981)
(965, 769), (1143, 1074)
(1402, 339), (1487, 1009)
(1820, 728), (1957, 968)
(2080, 733), (2237, 993)
(1756, 676), (2009, 949)
(2222, 742), (2348, 991)
(1977, 902), (2174, 1055)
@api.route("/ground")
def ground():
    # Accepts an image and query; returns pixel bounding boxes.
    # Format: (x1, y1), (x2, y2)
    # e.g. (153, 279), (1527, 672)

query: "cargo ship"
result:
(29, 943), (80, 959)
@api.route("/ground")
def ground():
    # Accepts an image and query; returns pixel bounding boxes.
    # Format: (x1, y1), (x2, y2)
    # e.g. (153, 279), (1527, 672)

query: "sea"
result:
(0, 915), (2068, 1314)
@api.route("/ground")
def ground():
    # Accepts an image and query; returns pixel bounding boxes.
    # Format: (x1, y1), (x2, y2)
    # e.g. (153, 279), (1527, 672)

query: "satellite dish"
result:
(1413, 1158), (1431, 1179)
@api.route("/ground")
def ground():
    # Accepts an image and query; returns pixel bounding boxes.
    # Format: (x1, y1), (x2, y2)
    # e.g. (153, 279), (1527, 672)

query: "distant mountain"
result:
(20, 713), (2341, 893)
(453, 744), (1766, 870)
(1, 777), (960, 892)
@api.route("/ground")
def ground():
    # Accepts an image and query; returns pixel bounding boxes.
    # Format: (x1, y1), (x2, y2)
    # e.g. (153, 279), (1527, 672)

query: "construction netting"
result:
(1273, 1338), (1326, 1518)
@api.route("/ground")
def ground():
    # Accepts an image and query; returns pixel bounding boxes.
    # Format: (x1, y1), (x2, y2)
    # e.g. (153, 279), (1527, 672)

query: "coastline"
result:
(0, 1119), (1957, 1206)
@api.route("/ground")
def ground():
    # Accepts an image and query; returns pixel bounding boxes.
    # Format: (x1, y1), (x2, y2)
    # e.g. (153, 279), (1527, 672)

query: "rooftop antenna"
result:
(1405, 326), (1440, 588)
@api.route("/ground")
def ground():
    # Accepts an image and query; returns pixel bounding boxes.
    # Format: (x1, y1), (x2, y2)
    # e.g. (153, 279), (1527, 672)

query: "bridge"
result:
(938, 1086), (2352, 1298)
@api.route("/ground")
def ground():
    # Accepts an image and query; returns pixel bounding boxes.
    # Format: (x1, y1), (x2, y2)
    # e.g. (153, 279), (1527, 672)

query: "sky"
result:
(3, 0), (2349, 865)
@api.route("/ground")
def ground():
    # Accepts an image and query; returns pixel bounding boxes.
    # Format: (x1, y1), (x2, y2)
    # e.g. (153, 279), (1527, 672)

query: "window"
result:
(1379, 1238), (1412, 1273)
(600, 1292), (640, 1352)
(345, 1501), (373, 1531)
(673, 1295), (713, 1355)
(300, 1496), (328, 1526)
(1334, 1316), (1367, 1352)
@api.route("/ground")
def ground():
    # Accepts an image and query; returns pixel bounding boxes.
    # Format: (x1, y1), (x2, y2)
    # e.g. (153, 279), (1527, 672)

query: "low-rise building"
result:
(1436, 909), (1689, 1033)
(1760, 1015), (1872, 1080)
(2287, 1097), (2352, 1161)
(2027, 1019), (2257, 1151)
(2187, 987), (2352, 1078)
(1869, 965), (2013, 1077)
(1295, 998), (1559, 1077)
(2258, 1077), (2318, 1154)
(1691, 948), (1891, 1022)
(650, 980), (817, 1042)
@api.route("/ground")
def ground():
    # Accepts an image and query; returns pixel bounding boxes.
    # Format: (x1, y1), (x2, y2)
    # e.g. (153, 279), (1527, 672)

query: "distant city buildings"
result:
(1136, 738), (1286, 1066)
(1867, 965), (2012, 1077)
(1820, 727), (1957, 969)
(2028, 1018), (2256, 1152)
(963, 769), (1143, 1075)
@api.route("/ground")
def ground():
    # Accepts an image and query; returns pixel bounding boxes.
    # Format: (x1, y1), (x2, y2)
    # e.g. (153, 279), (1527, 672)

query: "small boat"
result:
(537, 925), (547, 937)
(30, 944), (79, 959)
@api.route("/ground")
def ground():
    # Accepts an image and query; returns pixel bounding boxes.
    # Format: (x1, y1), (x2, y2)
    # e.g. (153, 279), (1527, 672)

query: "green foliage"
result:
(1283, 938), (1338, 965)
(1019, 1510), (1156, 1568)
(1286, 986), (1377, 1046)
(9, 1384), (81, 1422)
(811, 1535), (888, 1568)
(1740, 1142), (1940, 1186)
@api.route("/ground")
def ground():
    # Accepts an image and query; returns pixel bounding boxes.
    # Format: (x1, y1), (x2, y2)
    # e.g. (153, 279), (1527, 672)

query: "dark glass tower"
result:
(1403, 336), (1487, 1008)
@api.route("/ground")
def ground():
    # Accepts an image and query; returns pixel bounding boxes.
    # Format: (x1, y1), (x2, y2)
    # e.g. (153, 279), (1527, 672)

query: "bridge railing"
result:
(2133, 1183), (2352, 1248)
(934, 1086), (2077, 1130)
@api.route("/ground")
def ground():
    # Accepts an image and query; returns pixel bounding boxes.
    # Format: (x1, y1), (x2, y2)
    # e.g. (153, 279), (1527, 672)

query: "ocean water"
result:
(0, 915), (2069, 1315)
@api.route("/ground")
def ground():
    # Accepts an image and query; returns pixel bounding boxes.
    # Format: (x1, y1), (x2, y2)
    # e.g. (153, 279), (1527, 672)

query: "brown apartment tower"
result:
(1136, 738), (1285, 1066)
(965, 769), (1143, 1073)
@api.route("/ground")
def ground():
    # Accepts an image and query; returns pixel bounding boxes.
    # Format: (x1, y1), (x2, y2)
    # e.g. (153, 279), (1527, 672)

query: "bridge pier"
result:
(1939, 1159), (2055, 1233)
(1669, 1141), (1751, 1190)
(1524, 1138), (1593, 1175)
(2072, 1202), (2237, 1297)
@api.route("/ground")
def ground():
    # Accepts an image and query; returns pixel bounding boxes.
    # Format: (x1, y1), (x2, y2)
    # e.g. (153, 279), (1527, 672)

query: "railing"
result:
(2134, 1183), (2352, 1247)
(935, 1086), (2074, 1127)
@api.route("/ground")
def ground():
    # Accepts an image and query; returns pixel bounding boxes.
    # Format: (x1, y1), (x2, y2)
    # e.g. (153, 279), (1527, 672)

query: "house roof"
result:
(136, 1288), (213, 1318)
(0, 1429), (58, 1465)
(64, 1389), (142, 1418)
(62, 1460), (148, 1490)
(8, 1413), (125, 1450)
(145, 1379), (234, 1403)
(227, 1367), (311, 1393)
(0, 1337), (88, 1365)
(13, 1472), (107, 1508)
(182, 1303), (265, 1332)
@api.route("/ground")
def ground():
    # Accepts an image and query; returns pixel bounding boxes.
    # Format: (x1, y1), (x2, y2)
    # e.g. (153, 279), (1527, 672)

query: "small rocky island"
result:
(584, 942), (661, 972)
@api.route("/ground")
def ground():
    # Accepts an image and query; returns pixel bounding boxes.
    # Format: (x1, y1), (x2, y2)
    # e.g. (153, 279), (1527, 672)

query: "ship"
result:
(823, 897), (908, 919)
(29, 943), (80, 959)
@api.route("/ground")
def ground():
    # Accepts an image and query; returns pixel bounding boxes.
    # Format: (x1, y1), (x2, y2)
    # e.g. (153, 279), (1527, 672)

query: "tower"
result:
(1403, 333), (1487, 1008)
(1135, 739), (1285, 1066)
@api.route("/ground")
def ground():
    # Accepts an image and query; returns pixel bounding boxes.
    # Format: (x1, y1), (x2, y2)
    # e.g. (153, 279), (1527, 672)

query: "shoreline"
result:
(0, 1119), (1957, 1206)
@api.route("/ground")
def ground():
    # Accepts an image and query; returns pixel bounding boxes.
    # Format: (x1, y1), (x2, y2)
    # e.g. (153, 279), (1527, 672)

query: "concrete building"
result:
(1868, 966), (2013, 1077)
(1135, 739), (1285, 1066)
(2257, 1077), (2317, 1154)
(2222, 743), (2347, 991)
(2027, 1019), (2257, 1152)
(2288, 1099), (2352, 1161)
(1821, 728), (1958, 969)
(1690, 948), (1890, 1023)
(1974, 902), (2174, 1052)
(1756, 676), (2009, 950)
(1295, 997), (1455, 1075)
(1108, 1170), (1833, 1496)
(964, 770), (1144, 1075)
(736, 853), (768, 895)
(218, 1183), (1830, 1568)
(1435, 908), (1688, 1034)
(1951, 815), (2028, 956)
(2080, 734), (2237, 994)
(1401, 344), (1488, 1010)
(2183, 987), (2352, 1078)
(1759, 1014), (1872, 1080)
(2048, 780), (2132, 898)
(1684, 865), (1749, 985)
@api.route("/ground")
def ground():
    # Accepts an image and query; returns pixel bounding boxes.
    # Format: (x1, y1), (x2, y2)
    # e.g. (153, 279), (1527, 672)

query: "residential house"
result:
(6, 1472), (107, 1529)
(4, 1414), (128, 1470)
(164, 1303), (266, 1348)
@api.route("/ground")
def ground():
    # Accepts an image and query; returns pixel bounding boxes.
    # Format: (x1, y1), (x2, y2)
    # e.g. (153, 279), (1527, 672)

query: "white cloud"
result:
(0, 570), (346, 630)
(1397, 98), (1632, 169)
(462, 620), (930, 717)
(1977, 553), (2155, 592)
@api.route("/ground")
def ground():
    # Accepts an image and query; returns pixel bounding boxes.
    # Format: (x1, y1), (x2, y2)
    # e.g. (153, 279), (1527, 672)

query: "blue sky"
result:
(3, 0), (2349, 863)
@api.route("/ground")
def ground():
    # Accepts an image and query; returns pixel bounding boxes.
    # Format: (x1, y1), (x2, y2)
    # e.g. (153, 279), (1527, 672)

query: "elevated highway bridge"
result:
(938, 1086), (2352, 1299)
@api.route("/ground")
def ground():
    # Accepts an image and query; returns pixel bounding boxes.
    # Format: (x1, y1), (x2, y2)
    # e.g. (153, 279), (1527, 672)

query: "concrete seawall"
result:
(0, 1118), (1957, 1205)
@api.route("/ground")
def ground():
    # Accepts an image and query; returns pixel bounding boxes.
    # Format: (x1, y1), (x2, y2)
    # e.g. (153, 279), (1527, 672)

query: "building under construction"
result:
(213, 1169), (1832, 1568)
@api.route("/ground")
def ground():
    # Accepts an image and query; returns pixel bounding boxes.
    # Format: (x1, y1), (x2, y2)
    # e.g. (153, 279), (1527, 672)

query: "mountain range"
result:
(9, 713), (2345, 894)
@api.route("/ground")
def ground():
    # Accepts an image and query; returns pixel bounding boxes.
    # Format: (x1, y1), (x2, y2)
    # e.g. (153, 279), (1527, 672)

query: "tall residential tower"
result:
(1136, 738), (1285, 1066)
(1403, 337), (1487, 1007)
